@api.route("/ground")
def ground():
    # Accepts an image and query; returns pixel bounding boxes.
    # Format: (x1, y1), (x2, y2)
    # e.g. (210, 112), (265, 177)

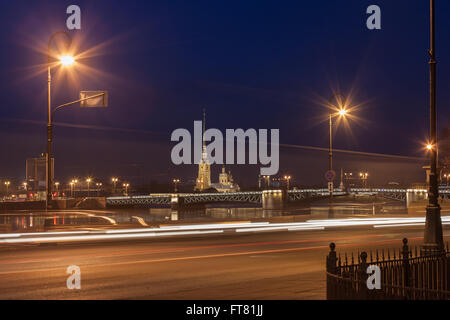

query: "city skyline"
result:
(1, 1), (450, 188)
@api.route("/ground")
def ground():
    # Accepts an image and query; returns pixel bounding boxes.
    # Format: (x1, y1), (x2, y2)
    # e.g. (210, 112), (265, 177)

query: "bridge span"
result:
(106, 187), (450, 209)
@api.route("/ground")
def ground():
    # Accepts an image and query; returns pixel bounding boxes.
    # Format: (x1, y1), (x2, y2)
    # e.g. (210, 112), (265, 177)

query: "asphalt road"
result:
(1, 224), (448, 300)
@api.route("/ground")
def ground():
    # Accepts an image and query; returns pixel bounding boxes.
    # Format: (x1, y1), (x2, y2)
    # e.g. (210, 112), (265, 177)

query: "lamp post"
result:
(70, 182), (74, 197)
(328, 93), (348, 209)
(96, 182), (102, 197)
(123, 183), (130, 196)
(359, 172), (369, 188)
(112, 177), (118, 194)
(173, 179), (180, 193)
(46, 31), (73, 209)
(424, 0), (444, 254)
(71, 179), (78, 197)
(284, 175), (291, 190)
(4, 181), (10, 195)
(86, 178), (92, 197)
(54, 182), (59, 197)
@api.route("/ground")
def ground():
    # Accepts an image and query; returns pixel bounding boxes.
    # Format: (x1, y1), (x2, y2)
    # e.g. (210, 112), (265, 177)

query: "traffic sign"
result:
(80, 91), (108, 108)
(325, 170), (336, 182)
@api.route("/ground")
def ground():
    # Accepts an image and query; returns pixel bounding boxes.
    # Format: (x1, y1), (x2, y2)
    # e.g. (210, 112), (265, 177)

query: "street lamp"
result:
(71, 179), (78, 197)
(359, 172), (369, 188)
(264, 175), (271, 188)
(86, 178), (92, 197)
(4, 181), (10, 195)
(328, 93), (350, 207)
(123, 183), (130, 196)
(444, 174), (449, 186)
(46, 31), (73, 209)
(96, 182), (102, 197)
(45, 32), (108, 210)
(284, 175), (291, 190)
(173, 179), (180, 193)
(54, 182), (59, 197)
(112, 177), (118, 194)
(424, 0), (444, 254)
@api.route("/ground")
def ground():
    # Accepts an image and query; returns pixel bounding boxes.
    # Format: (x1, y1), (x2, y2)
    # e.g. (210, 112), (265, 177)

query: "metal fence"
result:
(326, 238), (450, 300)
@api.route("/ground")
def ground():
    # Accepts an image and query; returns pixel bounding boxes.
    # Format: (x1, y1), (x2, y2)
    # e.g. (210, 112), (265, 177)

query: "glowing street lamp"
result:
(123, 183), (130, 196)
(45, 31), (108, 210)
(359, 172), (369, 188)
(327, 93), (352, 206)
(59, 55), (75, 66)
(444, 174), (449, 186)
(284, 175), (291, 190)
(111, 177), (119, 194)
(71, 179), (78, 197)
(86, 178), (92, 197)
(173, 179), (180, 193)
(96, 182), (102, 196)
(46, 31), (73, 209)
(4, 181), (10, 195)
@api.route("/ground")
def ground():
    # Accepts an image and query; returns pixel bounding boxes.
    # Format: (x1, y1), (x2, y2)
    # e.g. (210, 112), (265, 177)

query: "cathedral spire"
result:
(202, 108), (206, 148)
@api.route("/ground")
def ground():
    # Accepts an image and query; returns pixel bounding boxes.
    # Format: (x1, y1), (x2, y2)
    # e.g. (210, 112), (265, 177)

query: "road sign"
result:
(328, 182), (334, 193)
(80, 91), (108, 107)
(325, 170), (336, 182)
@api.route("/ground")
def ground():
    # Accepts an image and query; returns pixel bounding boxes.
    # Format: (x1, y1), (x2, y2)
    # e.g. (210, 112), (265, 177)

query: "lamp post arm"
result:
(51, 93), (105, 121)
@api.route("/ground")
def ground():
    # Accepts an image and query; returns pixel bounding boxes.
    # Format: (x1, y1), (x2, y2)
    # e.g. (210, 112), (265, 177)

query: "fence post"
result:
(359, 251), (368, 299)
(402, 238), (410, 287)
(327, 243), (337, 300)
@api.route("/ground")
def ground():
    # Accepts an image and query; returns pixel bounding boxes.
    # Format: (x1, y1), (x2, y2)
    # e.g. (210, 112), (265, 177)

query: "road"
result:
(1, 222), (448, 300)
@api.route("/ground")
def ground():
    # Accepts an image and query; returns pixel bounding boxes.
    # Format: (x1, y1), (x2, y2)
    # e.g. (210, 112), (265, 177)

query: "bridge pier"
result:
(406, 189), (428, 208)
(170, 195), (185, 210)
(262, 190), (286, 210)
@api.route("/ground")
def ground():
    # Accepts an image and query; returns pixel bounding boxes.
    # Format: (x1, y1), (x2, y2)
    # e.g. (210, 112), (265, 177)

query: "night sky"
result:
(0, 0), (449, 188)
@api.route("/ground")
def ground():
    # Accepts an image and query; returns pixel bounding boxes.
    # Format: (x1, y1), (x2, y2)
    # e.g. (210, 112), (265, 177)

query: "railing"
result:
(326, 238), (450, 300)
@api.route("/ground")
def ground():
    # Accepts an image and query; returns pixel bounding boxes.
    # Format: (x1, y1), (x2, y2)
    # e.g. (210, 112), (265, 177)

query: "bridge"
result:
(108, 187), (439, 209)
(106, 186), (450, 209)
(107, 189), (347, 209)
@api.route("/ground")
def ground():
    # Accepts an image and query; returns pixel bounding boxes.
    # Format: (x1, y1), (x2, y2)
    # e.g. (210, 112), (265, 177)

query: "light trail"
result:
(0, 216), (448, 244)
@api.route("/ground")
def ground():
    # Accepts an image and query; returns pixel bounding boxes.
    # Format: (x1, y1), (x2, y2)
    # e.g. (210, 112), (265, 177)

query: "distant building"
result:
(194, 109), (211, 191)
(194, 110), (239, 193)
(211, 166), (240, 193)
(26, 153), (53, 191)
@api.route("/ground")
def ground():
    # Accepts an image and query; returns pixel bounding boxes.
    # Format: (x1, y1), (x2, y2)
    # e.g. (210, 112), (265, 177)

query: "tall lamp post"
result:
(328, 94), (349, 206)
(424, 0), (444, 253)
(123, 183), (130, 196)
(86, 178), (92, 197)
(46, 31), (73, 209)
(284, 175), (291, 190)
(4, 181), (10, 196)
(173, 179), (180, 193)
(112, 177), (118, 194)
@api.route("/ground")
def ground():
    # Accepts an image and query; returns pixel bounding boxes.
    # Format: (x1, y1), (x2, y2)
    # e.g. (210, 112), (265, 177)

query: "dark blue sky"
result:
(0, 1), (449, 187)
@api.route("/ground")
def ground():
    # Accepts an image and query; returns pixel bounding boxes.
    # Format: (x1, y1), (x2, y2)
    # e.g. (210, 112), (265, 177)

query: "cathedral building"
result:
(194, 109), (211, 191)
(210, 166), (240, 193)
(194, 109), (239, 192)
